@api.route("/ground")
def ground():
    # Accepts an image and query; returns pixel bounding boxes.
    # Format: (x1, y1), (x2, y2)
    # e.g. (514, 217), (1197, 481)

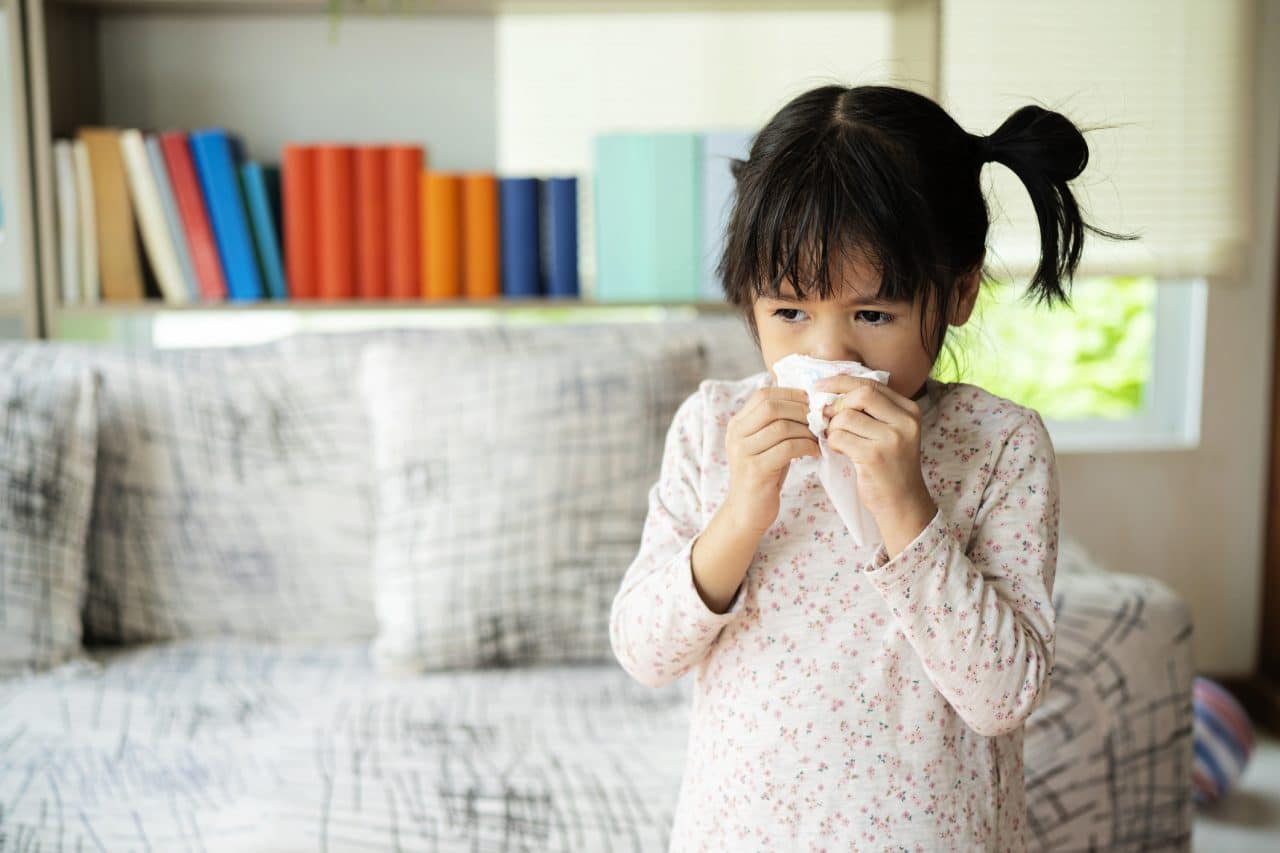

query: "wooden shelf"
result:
(52, 298), (737, 314)
(46, 298), (740, 343)
(49, 0), (898, 16)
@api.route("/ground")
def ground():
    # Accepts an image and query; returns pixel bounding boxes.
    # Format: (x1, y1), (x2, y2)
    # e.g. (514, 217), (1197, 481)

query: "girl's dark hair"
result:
(716, 84), (1137, 361)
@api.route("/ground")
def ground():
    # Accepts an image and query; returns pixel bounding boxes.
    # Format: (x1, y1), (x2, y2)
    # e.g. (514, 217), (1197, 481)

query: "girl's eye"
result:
(771, 307), (893, 325)
(856, 310), (893, 326)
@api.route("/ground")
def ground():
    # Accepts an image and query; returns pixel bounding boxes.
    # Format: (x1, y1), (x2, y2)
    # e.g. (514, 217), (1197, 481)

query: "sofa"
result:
(0, 317), (1195, 851)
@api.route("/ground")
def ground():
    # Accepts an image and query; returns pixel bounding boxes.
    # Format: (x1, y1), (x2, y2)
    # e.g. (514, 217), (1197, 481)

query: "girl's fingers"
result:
(826, 381), (911, 428)
(733, 389), (810, 438)
(814, 374), (920, 413)
(741, 418), (817, 458)
(828, 408), (892, 442)
(759, 437), (821, 472)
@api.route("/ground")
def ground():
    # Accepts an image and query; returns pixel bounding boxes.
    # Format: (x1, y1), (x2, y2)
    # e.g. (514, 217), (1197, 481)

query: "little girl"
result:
(610, 84), (1133, 852)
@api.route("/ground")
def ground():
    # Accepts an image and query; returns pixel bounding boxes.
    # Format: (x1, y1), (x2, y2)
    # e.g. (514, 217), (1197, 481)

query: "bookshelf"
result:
(18, 0), (938, 342)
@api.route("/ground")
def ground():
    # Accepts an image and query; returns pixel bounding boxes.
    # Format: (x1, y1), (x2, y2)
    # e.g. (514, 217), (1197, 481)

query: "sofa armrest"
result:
(1025, 570), (1195, 852)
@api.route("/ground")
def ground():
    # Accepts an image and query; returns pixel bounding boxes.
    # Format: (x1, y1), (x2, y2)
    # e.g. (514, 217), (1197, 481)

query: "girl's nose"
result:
(812, 343), (860, 363)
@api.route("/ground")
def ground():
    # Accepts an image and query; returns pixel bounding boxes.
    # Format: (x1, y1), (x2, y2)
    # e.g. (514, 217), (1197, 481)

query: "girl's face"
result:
(751, 250), (979, 401)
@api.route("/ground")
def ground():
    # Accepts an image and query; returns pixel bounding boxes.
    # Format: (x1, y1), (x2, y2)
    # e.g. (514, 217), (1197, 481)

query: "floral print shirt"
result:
(610, 371), (1060, 852)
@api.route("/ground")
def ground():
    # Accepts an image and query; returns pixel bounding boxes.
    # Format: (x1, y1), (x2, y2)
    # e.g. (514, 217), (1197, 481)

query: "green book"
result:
(594, 132), (702, 302)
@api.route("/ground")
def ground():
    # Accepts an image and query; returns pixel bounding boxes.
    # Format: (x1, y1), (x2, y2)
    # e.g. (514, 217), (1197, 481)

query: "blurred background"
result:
(1, 0), (1278, 765)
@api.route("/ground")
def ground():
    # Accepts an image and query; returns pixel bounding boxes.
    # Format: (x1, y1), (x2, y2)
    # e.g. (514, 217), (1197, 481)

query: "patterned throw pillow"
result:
(83, 343), (376, 644)
(360, 336), (707, 672)
(0, 361), (97, 677)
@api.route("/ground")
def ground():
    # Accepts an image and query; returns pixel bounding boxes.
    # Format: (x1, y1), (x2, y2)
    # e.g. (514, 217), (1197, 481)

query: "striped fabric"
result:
(1023, 570), (1196, 850)
(0, 350), (97, 678)
(0, 563), (1194, 851)
(82, 341), (377, 644)
(360, 335), (708, 671)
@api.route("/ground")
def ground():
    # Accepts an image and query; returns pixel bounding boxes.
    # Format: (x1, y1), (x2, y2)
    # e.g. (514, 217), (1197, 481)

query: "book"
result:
(77, 127), (145, 301)
(145, 134), (200, 303)
(387, 145), (424, 300)
(461, 173), (499, 300)
(355, 146), (388, 300)
(120, 129), (190, 304)
(701, 131), (751, 301)
(542, 176), (579, 298)
(314, 145), (354, 301)
(53, 140), (80, 305)
(282, 144), (317, 300)
(71, 140), (98, 304)
(189, 129), (262, 301)
(421, 171), (462, 300)
(594, 132), (702, 302)
(499, 177), (539, 298)
(241, 162), (289, 300)
(160, 131), (228, 301)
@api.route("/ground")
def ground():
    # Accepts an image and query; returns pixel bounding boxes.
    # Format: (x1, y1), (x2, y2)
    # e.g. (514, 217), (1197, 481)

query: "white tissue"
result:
(771, 353), (891, 547)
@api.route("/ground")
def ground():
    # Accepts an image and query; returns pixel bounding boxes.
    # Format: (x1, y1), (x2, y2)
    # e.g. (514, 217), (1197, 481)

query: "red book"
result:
(355, 146), (389, 300)
(314, 145), (355, 301)
(282, 144), (317, 300)
(159, 131), (228, 301)
(387, 145), (425, 300)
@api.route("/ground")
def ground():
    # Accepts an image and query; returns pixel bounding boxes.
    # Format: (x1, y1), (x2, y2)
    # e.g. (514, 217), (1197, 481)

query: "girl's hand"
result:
(813, 375), (938, 554)
(723, 387), (821, 535)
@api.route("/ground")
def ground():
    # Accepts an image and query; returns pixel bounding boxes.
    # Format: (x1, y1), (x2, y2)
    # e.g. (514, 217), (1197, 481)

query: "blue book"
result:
(241, 162), (288, 300)
(189, 129), (264, 301)
(144, 134), (200, 302)
(594, 132), (702, 302)
(541, 177), (579, 298)
(500, 177), (541, 298)
(701, 131), (752, 301)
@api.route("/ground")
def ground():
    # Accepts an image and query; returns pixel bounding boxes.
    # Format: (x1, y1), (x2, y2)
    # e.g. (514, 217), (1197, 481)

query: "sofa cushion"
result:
(0, 351), (97, 677)
(360, 335), (707, 672)
(83, 342), (376, 644)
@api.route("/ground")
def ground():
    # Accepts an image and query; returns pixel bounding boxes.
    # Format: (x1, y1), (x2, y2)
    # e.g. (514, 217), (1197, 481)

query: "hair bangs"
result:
(744, 126), (936, 306)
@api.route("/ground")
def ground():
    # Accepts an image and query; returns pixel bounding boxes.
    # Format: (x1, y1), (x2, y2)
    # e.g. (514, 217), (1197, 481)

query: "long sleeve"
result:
(861, 411), (1060, 737)
(609, 386), (748, 688)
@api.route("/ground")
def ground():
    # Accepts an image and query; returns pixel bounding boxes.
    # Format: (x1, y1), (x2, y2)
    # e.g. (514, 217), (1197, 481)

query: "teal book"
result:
(240, 162), (288, 300)
(594, 132), (702, 302)
(701, 131), (752, 301)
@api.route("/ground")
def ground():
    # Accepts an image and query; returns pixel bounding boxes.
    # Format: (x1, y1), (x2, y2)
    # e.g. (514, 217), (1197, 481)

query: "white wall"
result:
(99, 13), (498, 170)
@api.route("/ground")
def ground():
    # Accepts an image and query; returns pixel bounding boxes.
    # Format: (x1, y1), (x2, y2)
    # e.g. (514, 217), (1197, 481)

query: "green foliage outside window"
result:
(934, 276), (1156, 420)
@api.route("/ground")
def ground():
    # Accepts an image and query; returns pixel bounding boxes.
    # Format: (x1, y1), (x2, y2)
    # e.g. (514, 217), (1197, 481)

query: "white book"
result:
(144, 134), (199, 303)
(53, 140), (80, 305)
(119, 128), (188, 304)
(71, 139), (99, 304)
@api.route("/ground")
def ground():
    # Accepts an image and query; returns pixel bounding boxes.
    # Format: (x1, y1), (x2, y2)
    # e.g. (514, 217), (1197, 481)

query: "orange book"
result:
(387, 145), (424, 301)
(461, 173), (500, 300)
(355, 146), (388, 300)
(282, 145), (317, 300)
(314, 145), (354, 301)
(78, 127), (145, 301)
(421, 171), (462, 301)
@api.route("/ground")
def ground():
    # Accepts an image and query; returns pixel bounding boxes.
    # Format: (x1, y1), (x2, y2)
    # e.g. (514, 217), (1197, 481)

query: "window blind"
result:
(940, 0), (1254, 283)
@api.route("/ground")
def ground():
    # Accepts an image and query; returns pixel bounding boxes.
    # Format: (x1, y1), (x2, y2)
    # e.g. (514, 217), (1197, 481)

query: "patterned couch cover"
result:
(0, 321), (1195, 851)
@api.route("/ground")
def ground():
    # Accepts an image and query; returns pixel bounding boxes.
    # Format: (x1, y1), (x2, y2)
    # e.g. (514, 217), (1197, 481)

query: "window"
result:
(936, 277), (1206, 452)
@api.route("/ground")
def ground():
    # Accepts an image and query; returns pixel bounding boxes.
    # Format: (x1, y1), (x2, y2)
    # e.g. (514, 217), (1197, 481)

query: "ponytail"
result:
(974, 106), (1138, 308)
